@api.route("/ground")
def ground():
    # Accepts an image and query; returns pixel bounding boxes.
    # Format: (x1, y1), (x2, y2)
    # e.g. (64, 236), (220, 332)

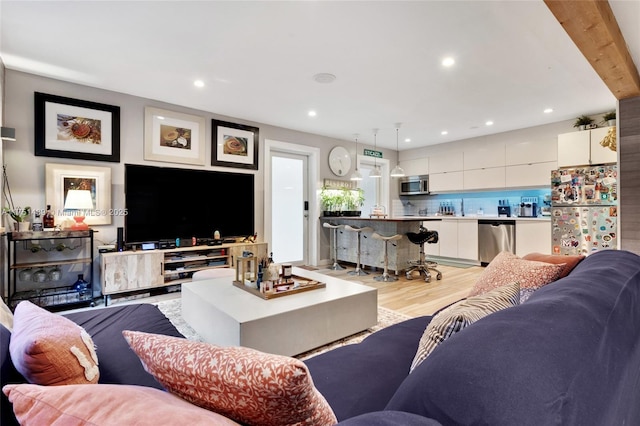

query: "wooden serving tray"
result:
(232, 277), (326, 300)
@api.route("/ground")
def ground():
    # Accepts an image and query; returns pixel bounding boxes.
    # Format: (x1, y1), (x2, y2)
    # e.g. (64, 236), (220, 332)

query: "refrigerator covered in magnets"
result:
(551, 165), (617, 255)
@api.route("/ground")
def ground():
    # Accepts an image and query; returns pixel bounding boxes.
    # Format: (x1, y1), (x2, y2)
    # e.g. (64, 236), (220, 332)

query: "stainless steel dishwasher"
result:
(478, 220), (516, 265)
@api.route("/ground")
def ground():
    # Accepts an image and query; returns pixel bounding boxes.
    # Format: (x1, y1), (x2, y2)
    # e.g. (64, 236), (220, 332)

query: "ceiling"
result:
(1, 1), (639, 151)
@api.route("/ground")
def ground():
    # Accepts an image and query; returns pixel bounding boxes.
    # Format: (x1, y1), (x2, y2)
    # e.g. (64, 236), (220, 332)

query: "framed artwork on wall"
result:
(45, 163), (112, 226)
(34, 92), (121, 163)
(211, 119), (259, 170)
(144, 107), (206, 166)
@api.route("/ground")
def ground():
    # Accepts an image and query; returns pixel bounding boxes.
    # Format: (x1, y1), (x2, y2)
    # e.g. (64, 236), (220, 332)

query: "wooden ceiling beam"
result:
(545, 0), (640, 100)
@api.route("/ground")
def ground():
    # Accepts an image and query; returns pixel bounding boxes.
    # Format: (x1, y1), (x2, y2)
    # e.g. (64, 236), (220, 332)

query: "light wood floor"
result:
(314, 263), (485, 317)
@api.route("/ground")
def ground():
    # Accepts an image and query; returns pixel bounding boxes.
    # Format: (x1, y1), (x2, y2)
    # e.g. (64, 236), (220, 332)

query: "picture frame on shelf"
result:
(45, 163), (112, 226)
(144, 107), (206, 166)
(34, 92), (121, 163)
(212, 119), (259, 170)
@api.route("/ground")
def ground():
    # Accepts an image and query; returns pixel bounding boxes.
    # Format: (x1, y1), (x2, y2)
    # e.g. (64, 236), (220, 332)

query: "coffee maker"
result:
(518, 197), (538, 217)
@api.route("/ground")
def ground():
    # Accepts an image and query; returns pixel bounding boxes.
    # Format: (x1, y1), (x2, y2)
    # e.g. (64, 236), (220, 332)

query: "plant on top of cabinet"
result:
(573, 115), (594, 130)
(602, 111), (616, 127)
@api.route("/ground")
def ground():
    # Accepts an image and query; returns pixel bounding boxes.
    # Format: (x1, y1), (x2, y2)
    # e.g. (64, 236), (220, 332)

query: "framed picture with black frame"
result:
(211, 119), (259, 170)
(34, 92), (121, 163)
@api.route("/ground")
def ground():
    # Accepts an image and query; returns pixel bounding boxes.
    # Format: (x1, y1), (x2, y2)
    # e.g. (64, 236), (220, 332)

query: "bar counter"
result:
(320, 217), (424, 273)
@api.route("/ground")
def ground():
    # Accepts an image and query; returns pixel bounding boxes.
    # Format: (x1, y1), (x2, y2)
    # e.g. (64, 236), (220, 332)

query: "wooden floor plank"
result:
(315, 263), (485, 317)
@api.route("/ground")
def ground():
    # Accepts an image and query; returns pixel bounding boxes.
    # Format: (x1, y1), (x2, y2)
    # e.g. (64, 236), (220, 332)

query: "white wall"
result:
(3, 70), (398, 250)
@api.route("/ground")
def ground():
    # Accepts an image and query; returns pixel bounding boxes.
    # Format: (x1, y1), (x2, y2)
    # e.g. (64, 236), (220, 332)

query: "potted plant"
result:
(341, 188), (365, 217)
(2, 206), (32, 231)
(602, 111), (616, 127)
(320, 187), (341, 217)
(573, 115), (594, 130)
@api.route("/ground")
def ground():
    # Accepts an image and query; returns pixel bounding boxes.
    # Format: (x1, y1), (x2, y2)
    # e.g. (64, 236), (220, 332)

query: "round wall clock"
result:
(329, 146), (351, 177)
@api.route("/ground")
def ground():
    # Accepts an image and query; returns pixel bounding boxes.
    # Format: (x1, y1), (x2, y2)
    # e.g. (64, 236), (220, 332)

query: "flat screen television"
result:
(125, 164), (255, 244)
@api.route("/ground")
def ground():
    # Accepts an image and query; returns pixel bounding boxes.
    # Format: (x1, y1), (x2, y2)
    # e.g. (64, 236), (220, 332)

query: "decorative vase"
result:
(16, 222), (31, 232)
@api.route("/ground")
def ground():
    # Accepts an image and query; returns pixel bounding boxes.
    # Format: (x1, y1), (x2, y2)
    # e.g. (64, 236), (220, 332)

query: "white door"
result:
(270, 152), (308, 265)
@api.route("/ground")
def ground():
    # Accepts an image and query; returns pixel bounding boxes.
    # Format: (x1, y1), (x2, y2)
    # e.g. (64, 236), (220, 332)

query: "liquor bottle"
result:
(32, 211), (43, 231)
(43, 205), (55, 230)
(72, 274), (88, 293)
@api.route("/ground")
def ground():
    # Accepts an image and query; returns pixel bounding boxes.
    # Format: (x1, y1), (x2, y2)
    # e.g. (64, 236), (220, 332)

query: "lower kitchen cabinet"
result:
(515, 220), (551, 256)
(434, 219), (478, 261)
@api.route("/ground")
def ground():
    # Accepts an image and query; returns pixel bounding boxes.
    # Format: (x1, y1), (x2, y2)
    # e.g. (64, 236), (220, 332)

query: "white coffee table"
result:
(181, 267), (377, 356)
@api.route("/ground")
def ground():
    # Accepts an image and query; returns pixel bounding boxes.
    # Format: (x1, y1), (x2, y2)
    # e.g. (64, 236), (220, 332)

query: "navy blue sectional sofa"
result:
(3, 249), (640, 425)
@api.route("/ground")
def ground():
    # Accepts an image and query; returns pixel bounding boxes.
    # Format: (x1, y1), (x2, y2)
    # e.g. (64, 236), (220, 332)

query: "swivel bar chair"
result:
(323, 222), (345, 270)
(406, 226), (442, 283)
(344, 224), (373, 276)
(372, 232), (403, 282)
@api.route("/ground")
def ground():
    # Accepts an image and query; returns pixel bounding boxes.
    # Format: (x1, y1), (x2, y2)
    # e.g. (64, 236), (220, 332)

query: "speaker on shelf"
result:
(117, 227), (124, 252)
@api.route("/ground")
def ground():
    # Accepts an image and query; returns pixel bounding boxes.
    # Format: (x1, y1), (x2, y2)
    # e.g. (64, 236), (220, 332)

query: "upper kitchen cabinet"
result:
(463, 143), (505, 170)
(429, 151), (464, 192)
(505, 138), (557, 187)
(399, 157), (428, 177)
(557, 127), (617, 168)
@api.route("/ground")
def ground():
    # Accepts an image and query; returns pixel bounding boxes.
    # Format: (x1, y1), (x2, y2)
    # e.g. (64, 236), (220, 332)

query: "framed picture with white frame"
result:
(144, 107), (206, 166)
(45, 163), (112, 226)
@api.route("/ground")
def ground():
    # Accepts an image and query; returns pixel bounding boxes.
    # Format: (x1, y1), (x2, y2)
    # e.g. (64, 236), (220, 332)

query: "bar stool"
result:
(323, 222), (345, 270)
(372, 232), (403, 282)
(344, 225), (373, 276)
(406, 226), (442, 283)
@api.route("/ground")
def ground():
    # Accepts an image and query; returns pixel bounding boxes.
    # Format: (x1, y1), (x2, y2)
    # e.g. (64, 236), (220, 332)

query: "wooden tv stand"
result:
(100, 242), (267, 304)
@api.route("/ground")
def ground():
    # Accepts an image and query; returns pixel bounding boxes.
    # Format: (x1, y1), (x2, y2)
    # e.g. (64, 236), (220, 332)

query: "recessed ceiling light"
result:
(313, 73), (336, 84)
(404, 138), (411, 143)
(308, 110), (317, 117)
(193, 80), (205, 88)
(441, 130), (448, 135)
(544, 108), (554, 114)
(485, 121), (494, 126)
(442, 57), (455, 67)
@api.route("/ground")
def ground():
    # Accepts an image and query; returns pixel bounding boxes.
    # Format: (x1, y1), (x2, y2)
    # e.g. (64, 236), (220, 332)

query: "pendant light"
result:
(390, 123), (405, 177)
(370, 128), (382, 178)
(350, 133), (363, 181)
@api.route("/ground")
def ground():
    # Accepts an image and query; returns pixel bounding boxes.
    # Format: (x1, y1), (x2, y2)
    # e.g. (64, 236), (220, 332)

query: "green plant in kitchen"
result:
(342, 187), (365, 216)
(602, 111), (616, 126)
(573, 115), (594, 130)
(320, 187), (342, 216)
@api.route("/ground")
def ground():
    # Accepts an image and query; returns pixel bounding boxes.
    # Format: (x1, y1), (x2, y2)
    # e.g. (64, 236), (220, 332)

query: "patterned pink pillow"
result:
(123, 330), (337, 426)
(469, 251), (564, 302)
(9, 301), (99, 385)
(3, 383), (241, 425)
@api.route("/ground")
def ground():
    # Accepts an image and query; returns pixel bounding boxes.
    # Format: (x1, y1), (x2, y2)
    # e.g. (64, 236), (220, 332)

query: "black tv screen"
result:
(125, 164), (255, 243)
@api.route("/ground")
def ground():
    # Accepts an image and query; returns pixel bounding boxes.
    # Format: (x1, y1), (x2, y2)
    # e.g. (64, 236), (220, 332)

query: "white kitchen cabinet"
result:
(423, 220), (441, 256)
(399, 157), (429, 177)
(429, 151), (463, 174)
(457, 220), (479, 261)
(506, 139), (557, 165)
(589, 127), (618, 165)
(558, 127), (616, 167)
(435, 219), (478, 261)
(429, 171), (464, 193)
(438, 220), (459, 258)
(463, 167), (505, 190)
(515, 220), (551, 256)
(463, 143), (505, 170)
(505, 161), (557, 188)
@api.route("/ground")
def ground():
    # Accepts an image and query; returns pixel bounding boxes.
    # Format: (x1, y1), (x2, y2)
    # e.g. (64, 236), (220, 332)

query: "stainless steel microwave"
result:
(399, 175), (429, 195)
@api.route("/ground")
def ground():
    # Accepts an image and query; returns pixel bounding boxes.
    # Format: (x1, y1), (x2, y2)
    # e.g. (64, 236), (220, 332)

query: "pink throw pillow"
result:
(469, 251), (564, 302)
(123, 330), (337, 426)
(9, 301), (99, 385)
(3, 383), (241, 425)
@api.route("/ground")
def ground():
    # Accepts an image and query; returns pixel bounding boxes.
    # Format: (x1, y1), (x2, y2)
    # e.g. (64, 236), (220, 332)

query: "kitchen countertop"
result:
(321, 215), (550, 222)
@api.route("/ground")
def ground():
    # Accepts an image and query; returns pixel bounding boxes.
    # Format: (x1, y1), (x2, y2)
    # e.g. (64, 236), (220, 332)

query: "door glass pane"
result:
(271, 155), (304, 263)
(360, 164), (380, 217)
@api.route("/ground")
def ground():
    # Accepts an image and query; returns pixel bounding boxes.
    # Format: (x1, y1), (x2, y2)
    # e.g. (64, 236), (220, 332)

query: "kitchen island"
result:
(320, 217), (426, 274)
